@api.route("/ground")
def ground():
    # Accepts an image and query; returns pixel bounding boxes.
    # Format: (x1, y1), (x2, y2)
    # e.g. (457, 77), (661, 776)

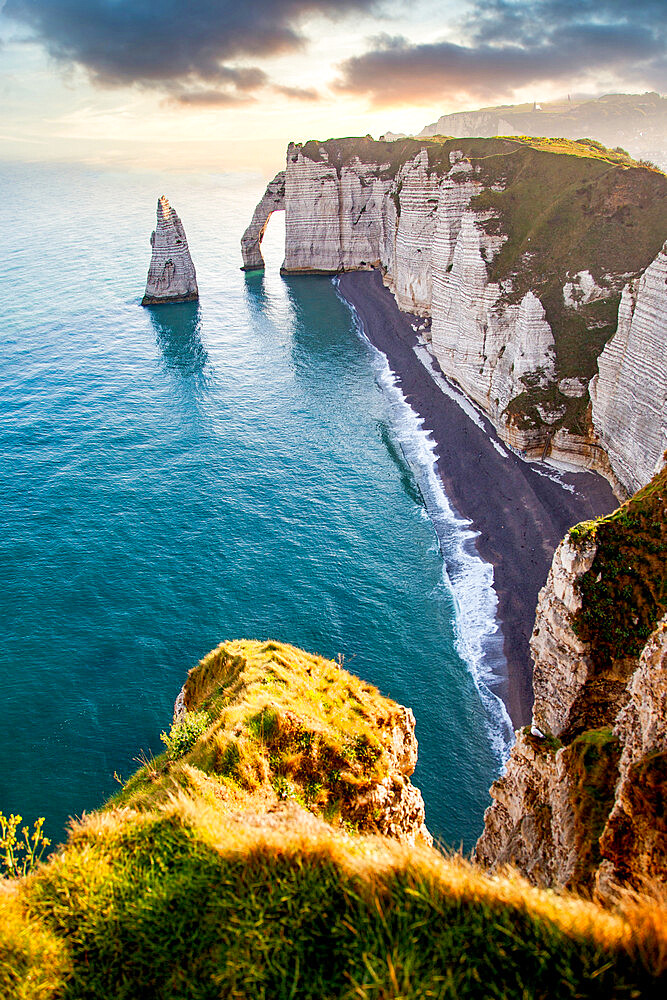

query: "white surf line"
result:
(413, 341), (585, 495)
(335, 282), (515, 761)
(413, 341), (492, 436)
(531, 464), (577, 493)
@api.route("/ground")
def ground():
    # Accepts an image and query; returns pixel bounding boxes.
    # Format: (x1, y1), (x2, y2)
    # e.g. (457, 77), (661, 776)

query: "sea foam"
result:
(336, 284), (515, 761)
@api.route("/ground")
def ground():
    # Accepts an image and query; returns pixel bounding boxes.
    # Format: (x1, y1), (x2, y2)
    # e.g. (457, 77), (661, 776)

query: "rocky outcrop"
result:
(142, 196), (198, 305)
(244, 136), (666, 491)
(598, 616), (667, 894)
(171, 639), (431, 847)
(430, 219), (556, 439)
(590, 242), (667, 497)
(476, 464), (667, 897)
(241, 172), (285, 270)
(346, 704), (431, 846)
(278, 144), (393, 273)
(390, 149), (441, 314)
(529, 535), (599, 739)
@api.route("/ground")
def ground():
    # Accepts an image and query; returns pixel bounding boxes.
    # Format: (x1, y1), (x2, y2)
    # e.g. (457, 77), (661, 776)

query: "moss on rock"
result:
(572, 463), (667, 667)
(564, 728), (622, 886)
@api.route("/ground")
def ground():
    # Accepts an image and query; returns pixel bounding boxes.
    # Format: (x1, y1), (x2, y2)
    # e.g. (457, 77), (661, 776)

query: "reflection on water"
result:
(242, 269), (269, 311)
(148, 301), (207, 375)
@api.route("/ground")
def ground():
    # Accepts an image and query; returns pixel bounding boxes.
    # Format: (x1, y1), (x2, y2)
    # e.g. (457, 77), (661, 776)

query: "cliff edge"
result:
(476, 460), (667, 898)
(243, 136), (667, 494)
(2, 639), (665, 997)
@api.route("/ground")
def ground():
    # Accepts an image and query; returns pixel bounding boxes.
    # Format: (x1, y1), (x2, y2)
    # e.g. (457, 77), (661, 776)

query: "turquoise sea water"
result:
(0, 164), (502, 848)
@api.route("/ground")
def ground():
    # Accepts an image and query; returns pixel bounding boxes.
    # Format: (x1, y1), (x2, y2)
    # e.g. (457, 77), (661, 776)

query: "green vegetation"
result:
(297, 134), (666, 436)
(571, 463), (667, 666)
(5, 808), (662, 1000)
(521, 726), (563, 755)
(1, 814), (51, 879)
(109, 640), (402, 832)
(160, 710), (209, 760)
(1, 640), (665, 997)
(468, 141), (666, 386)
(565, 728), (622, 887)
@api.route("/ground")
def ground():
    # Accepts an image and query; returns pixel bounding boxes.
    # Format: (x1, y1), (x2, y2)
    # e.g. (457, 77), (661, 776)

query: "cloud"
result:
(274, 84), (320, 100)
(172, 90), (257, 108)
(3, 0), (377, 94)
(335, 1), (667, 105)
(467, 0), (666, 46)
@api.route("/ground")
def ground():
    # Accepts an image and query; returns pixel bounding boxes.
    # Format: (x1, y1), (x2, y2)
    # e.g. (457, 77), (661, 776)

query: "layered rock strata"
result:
(590, 242), (667, 497)
(142, 195), (198, 305)
(241, 172), (285, 270)
(476, 464), (667, 897)
(244, 137), (667, 492)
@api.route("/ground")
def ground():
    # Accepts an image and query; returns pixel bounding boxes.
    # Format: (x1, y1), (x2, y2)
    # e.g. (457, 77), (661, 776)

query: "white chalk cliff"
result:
(142, 196), (198, 305)
(243, 139), (667, 494)
(241, 172), (285, 270)
(475, 491), (667, 898)
(590, 242), (667, 497)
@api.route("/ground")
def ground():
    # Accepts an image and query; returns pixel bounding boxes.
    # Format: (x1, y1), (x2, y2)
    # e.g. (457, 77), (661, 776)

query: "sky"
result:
(0, 0), (665, 175)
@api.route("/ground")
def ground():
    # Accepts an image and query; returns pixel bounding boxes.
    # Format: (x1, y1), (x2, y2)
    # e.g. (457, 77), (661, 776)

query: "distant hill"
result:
(417, 93), (666, 171)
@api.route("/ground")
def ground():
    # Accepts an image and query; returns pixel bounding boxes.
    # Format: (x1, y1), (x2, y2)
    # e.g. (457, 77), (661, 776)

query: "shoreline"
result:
(336, 270), (618, 729)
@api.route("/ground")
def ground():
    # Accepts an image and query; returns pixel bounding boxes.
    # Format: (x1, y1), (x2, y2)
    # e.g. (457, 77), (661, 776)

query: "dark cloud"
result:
(336, 1), (666, 105)
(3, 0), (377, 95)
(467, 0), (666, 46)
(275, 84), (320, 100)
(172, 91), (256, 108)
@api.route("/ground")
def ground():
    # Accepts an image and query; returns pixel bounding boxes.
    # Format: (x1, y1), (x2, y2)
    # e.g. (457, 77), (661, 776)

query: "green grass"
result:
(1, 639), (666, 997)
(571, 463), (667, 667)
(108, 640), (411, 836)
(8, 804), (666, 999)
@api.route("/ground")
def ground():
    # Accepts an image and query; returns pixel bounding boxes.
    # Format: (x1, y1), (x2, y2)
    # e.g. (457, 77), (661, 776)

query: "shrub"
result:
(0, 813), (51, 878)
(160, 711), (209, 760)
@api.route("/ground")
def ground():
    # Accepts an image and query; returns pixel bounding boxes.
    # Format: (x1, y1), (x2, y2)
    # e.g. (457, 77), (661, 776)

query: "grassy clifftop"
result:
(295, 135), (666, 438)
(570, 460), (667, 668)
(2, 640), (666, 997)
(110, 639), (427, 838)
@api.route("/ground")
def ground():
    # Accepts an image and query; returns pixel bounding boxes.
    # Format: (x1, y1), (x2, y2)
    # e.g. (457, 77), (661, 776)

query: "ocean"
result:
(0, 163), (506, 849)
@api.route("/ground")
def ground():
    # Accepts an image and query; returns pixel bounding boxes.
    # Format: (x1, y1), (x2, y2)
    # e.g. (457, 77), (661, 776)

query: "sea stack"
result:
(141, 196), (198, 305)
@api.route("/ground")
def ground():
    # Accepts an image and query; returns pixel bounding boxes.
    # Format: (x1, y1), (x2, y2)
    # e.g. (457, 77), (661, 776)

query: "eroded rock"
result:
(142, 196), (198, 305)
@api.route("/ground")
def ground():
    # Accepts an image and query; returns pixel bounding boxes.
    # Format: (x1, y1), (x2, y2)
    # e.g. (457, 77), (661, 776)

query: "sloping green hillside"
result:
(109, 639), (426, 836)
(571, 461), (667, 668)
(1, 641), (666, 998)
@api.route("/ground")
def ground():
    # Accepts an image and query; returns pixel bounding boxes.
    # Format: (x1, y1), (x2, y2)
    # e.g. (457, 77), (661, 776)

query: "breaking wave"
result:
(338, 286), (515, 761)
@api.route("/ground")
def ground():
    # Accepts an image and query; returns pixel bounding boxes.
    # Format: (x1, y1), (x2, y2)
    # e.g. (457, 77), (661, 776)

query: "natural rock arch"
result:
(241, 171), (285, 270)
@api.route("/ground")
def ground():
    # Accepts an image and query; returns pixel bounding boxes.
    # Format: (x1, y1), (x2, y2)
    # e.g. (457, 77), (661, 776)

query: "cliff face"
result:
(142, 196), (198, 305)
(476, 463), (667, 897)
(243, 136), (667, 489)
(590, 242), (667, 496)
